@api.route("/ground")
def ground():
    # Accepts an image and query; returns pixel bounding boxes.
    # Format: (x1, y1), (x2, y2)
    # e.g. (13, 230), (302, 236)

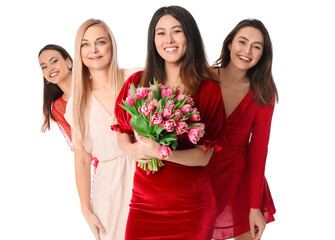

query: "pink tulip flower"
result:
(162, 119), (176, 132)
(175, 121), (188, 134)
(158, 145), (172, 160)
(150, 112), (163, 125)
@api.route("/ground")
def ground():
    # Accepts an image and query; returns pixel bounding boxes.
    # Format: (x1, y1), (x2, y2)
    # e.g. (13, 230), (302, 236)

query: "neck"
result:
(164, 62), (182, 87)
(57, 73), (72, 101)
(90, 69), (111, 91)
(223, 62), (249, 84)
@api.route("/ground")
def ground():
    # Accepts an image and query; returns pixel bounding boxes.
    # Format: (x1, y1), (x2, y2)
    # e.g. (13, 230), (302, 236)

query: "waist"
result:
(135, 162), (208, 186)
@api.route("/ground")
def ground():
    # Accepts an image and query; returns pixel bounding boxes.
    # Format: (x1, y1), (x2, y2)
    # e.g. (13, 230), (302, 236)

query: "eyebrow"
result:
(40, 57), (57, 66)
(238, 36), (263, 46)
(156, 25), (182, 31)
(82, 36), (108, 42)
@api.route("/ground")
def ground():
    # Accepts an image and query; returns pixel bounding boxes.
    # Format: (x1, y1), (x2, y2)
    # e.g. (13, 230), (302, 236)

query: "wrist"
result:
(250, 208), (260, 212)
(81, 206), (92, 219)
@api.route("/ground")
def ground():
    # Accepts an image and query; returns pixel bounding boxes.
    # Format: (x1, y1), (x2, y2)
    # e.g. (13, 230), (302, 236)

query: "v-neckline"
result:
(225, 91), (250, 121)
(92, 94), (113, 118)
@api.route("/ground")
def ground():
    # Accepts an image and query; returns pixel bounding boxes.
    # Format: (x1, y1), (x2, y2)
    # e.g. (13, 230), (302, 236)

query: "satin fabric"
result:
(65, 95), (136, 240)
(206, 91), (276, 239)
(114, 71), (226, 240)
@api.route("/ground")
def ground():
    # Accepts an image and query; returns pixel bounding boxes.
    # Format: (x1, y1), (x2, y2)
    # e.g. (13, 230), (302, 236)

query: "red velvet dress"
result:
(52, 96), (99, 169)
(205, 91), (276, 239)
(114, 71), (225, 240)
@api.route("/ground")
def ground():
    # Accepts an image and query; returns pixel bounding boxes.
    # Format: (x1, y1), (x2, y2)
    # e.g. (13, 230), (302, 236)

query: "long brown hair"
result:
(141, 5), (215, 96)
(38, 44), (73, 132)
(72, 19), (124, 148)
(214, 19), (278, 106)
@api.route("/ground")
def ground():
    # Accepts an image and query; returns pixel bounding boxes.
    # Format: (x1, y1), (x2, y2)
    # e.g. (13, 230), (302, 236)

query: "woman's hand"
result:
(249, 208), (266, 240)
(83, 210), (106, 240)
(134, 132), (160, 162)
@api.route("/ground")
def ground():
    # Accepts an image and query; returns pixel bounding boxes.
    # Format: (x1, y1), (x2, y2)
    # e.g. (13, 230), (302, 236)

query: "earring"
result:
(46, 79), (50, 85)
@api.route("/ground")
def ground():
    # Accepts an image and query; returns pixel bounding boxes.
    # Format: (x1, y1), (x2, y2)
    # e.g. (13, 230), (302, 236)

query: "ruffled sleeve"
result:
(113, 71), (143, 134)
(248, 103), (274, 208)
(193, 80), (226, 152)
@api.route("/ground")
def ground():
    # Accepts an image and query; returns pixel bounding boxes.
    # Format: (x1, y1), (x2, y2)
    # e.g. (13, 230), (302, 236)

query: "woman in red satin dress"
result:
(206, 19), (277, 240)
(114, 6), (225, 240)
(38, 44), (98, 168)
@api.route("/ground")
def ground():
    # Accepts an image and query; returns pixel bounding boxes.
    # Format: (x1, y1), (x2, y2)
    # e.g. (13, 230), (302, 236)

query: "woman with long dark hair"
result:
(114, 6), (225, 240)
(38, 44), (99, 172)
(39, 44), (73, 143)
(206, 19), (277, 240)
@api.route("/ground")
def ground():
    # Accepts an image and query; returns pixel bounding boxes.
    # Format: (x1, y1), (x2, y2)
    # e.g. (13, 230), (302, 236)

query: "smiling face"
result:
(154, 14), (187, 66)
(39, 50), (72, 84)
(80, 25), (112, 71)
(228, 26), (264, 71)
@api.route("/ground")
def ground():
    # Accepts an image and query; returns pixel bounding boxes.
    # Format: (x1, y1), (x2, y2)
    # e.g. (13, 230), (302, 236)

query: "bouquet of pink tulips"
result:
(119, 79), (205, 174)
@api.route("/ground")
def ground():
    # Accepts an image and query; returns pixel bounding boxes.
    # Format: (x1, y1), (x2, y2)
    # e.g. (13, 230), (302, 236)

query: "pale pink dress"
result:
(65, 69), (141, 239)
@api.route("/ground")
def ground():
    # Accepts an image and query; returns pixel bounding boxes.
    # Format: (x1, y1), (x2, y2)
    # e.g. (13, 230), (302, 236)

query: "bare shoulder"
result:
(123, 67), (144, 81)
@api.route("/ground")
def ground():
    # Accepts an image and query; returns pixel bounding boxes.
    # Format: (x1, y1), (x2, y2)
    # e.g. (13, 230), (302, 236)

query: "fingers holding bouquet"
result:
(134, 132), (161, 163)
(117, 79), (205, 174)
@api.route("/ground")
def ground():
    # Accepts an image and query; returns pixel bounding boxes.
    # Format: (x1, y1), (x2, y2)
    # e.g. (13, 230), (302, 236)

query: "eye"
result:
(51, 59), (58, 64)
(156, 31), (165, 36)
(98, 40), (106, 45)
(81, 42), (88, 47)
(173, 30), (182, 34)
(253, 45), (262, 50)
(239, 40), (246, 45)
(41, 65), (47, 70)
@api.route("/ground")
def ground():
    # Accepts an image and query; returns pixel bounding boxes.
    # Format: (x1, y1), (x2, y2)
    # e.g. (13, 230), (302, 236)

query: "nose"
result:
(244, 44), (252, 55)
(90, 44), (98, 53)
(165, 32), (175, 44)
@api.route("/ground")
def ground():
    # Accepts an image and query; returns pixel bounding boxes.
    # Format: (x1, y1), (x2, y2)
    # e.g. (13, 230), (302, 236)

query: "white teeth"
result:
(50, 72), (58, 77)
(165, 47), (177, 52)
(239, 56), (251, 62)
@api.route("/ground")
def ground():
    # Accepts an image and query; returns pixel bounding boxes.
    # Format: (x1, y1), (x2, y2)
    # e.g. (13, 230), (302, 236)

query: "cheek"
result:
(42, 70), (48, 78)
(254, 51), (263, 63)
(154, 38), (160, 50)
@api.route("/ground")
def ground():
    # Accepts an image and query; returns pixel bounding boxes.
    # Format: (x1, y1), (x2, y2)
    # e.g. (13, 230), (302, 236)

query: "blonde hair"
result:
(72, 19), (124, 148)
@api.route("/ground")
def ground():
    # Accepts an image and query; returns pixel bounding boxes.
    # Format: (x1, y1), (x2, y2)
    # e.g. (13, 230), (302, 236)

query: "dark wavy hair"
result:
(38, 44), (73, 132)
(141, 5), (215, 96)
(214, 19), (278, 106)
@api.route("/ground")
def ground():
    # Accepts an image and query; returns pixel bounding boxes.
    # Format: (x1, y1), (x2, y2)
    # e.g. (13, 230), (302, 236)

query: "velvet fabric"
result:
(205, 91), (276, 239)
(114, 71), (225, 240)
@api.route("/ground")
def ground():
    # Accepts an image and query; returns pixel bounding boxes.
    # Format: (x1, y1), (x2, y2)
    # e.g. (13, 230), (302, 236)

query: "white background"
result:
(0, 0), (334, 239)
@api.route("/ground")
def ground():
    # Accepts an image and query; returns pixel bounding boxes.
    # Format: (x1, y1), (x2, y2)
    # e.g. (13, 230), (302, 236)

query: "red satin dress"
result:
(205, 91), (276, 239)
(114, 71), (225, 240)
(52, 96), (99, 169)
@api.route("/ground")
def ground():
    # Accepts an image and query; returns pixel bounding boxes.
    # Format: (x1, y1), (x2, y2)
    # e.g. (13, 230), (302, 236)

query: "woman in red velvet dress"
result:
(114, 6), (225, 240)
(206, 19), (277, 240)
(38, 44), (98, 168)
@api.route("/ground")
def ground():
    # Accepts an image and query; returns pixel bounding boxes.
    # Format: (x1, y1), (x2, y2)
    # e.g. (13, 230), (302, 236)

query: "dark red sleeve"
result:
(113, 71), (143, 135)
(248, 103), (274, 208)
(194, 80), (226, 152)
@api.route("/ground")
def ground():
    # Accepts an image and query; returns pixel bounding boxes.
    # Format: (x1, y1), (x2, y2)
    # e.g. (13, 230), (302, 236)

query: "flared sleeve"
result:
(248, 103), (274, 208)
(193, 80), (226, 152)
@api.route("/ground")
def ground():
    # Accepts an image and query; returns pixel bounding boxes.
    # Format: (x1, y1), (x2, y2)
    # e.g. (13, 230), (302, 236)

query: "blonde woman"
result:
(65, 19), (140, 240)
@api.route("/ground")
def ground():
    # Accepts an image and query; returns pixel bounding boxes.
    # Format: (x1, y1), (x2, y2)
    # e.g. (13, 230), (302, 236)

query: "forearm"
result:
(167, 145), (214, 167)
(117, 132), (137, 159)
(74, 148), (92, 217)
